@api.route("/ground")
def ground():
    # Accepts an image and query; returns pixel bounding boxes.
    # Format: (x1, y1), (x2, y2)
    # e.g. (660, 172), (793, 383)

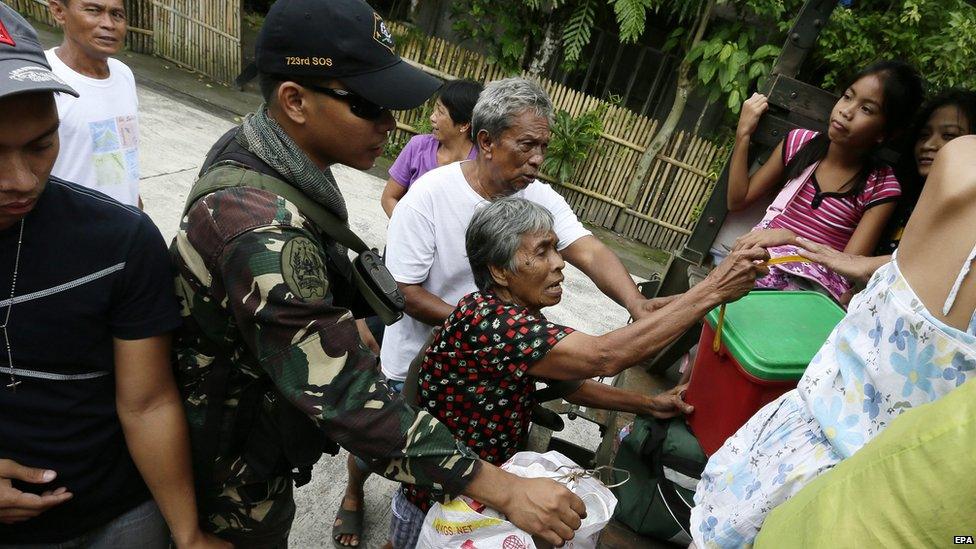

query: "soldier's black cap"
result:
(0, 4), (77, 100)
(256, 0), (440, 110)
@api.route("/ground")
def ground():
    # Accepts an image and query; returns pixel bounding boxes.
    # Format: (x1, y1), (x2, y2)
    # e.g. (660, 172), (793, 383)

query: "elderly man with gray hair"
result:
(388, 197), (765, 546)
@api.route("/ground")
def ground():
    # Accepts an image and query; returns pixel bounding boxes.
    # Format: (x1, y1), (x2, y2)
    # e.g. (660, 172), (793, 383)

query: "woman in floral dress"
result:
(690, 136), (976, 547)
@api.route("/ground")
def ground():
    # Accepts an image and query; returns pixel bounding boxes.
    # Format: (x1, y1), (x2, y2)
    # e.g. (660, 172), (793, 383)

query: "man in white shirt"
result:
(45, 0), (141, 207)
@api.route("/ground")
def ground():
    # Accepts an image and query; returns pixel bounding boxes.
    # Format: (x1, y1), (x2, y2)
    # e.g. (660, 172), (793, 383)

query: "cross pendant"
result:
(6, 378), (20, 391)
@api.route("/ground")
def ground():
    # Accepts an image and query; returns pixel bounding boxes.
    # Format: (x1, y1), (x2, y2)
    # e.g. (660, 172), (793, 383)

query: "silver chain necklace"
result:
(1, 219), (25, 391)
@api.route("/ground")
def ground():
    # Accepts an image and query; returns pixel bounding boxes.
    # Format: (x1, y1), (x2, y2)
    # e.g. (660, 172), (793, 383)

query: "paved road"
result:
(137, 84), (635, 548)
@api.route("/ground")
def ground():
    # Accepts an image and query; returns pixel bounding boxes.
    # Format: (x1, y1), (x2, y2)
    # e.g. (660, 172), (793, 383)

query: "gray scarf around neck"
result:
(237, 106), (348, 221)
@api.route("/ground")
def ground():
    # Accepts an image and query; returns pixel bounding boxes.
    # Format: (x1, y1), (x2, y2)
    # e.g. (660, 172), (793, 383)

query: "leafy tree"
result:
(809, 0), (976, 90)
(449, 0), (544, 70)
(560, 0), (597, 67)
(627, 0), (976, 221)
(449, 0), (666, 71)
(620, 0), (789, 213)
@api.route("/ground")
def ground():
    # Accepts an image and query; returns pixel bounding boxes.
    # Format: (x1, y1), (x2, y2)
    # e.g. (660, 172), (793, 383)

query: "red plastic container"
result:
(684, 291), (844, 455)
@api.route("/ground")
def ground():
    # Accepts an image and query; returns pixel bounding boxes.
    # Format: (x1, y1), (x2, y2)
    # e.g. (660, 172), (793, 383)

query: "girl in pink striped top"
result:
(727, 61), (924, 304)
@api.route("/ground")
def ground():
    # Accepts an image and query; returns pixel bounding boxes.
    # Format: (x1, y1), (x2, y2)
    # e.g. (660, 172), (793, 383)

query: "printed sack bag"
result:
(416, 497), (537, 549)
(417, 451), (617, 549)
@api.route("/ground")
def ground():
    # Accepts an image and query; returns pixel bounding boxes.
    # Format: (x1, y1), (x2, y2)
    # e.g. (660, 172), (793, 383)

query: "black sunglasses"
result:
(302, 84), (389, 121)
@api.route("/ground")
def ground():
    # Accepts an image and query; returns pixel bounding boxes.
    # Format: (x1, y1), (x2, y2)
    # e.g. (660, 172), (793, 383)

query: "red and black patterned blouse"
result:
(401, 290), (575, 512)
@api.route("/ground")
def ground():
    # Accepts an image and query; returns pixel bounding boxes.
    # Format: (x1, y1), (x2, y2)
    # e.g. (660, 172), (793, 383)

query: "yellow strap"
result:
(765, 255), (812, 266)
(711, 255), (813, 352)
(712, 304), (727, 353)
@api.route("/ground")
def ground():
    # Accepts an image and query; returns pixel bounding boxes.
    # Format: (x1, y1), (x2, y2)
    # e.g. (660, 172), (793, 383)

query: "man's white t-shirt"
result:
(381, 161), (591, 381)
(45, 48), (140, 206)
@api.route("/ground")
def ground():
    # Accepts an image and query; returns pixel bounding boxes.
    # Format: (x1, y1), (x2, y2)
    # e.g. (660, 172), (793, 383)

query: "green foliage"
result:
(451, 0), (662, 70)
(613, 0), (654, 43)
(688, 25), (781, 114)
(541, 106), (607, 182)
(706, 127), (736, 181)
(389, 21), (433, 48)
(448, 0), (976, 126)
(559, 0), (657, 64)
(663, 27), (687, 51)
(450, 0), (546, 71)
(813, 0), (976, 91)
(562, 0), (597, 67)
(385, 102), (435, 160)
(688, 128), (734, 223)
(650, 0), (791, 118)
(648, 0), (709, 24)
(413, 103), (435, 136)
(384, 137), (407, 161)
(243, 12), (265, 30)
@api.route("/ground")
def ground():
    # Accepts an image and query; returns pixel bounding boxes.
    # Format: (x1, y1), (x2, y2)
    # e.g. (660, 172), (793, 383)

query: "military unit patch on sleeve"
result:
(282, 236), (329, 301)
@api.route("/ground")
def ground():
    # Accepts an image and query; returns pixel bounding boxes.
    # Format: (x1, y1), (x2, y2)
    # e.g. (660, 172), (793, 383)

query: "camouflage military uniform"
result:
(171, 159), (480, 542)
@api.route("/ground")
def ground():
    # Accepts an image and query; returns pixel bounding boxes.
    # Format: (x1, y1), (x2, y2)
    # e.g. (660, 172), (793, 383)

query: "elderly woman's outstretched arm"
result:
(528, 247), (769, 380)
(564, 380), (694, 418)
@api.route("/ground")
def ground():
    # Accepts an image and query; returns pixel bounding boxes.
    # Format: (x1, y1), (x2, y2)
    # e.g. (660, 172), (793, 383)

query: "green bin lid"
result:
(705, 291), (845, 381)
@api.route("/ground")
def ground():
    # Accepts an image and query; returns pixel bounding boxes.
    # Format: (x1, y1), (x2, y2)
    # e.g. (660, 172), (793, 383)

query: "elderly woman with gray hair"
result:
(388, 197), (766, 548)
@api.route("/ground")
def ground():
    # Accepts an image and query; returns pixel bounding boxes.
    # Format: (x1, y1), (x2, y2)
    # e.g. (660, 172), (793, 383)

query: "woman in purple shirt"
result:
(381, 79), (483, 217)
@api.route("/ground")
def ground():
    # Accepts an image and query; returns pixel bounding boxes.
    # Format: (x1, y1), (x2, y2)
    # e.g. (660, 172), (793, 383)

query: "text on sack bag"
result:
(431, 517), (503, 536)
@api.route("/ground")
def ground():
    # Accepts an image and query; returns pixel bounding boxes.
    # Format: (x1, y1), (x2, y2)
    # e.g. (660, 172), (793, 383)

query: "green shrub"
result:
(541, 106), (606, 183)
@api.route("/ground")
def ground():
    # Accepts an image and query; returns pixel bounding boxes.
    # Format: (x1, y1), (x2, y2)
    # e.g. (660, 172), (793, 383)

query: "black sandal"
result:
(332, 506), (364, 548)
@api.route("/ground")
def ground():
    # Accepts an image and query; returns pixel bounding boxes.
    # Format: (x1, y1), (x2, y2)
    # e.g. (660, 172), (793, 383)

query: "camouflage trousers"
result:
(204, 479), (295, 549)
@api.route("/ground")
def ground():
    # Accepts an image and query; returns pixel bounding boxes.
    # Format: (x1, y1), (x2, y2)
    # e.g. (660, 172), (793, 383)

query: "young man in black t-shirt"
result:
(0, 6), (225, 548)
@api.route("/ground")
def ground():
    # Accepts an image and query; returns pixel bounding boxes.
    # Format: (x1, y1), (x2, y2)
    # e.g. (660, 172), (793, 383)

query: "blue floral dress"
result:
(690, 252), (976, 547)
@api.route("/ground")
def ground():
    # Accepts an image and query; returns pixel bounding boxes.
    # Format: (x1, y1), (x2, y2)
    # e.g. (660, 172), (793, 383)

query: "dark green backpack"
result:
(611, 416), (707, 545)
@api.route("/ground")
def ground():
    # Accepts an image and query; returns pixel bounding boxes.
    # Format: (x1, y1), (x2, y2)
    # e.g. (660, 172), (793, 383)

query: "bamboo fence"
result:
(126, 0), (153, 53)
(5, 0), (55, 26)
(390, 22), (721, 251)
(150, 0), (240, 85)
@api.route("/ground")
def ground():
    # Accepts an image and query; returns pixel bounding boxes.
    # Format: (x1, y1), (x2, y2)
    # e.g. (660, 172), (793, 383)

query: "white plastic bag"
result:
(503, 451), (617, 549)
(416, 451), (617, 549)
